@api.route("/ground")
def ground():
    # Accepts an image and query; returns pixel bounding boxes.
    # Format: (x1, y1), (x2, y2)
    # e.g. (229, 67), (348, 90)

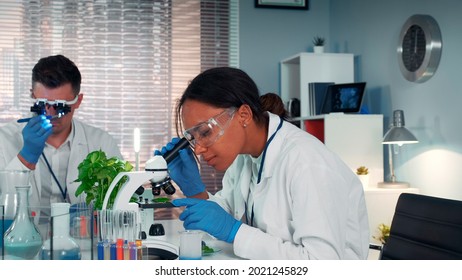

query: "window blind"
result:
(0, 0), (239, 218)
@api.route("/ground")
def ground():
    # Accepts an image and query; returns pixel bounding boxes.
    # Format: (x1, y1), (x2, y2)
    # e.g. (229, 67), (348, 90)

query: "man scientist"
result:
(0, 54), (122, 218)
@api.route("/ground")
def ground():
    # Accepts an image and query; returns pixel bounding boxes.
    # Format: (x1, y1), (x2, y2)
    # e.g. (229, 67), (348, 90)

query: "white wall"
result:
(330, 0), (462, 200)
(239, 0), (462, 200)
(239, 0), (330, 95)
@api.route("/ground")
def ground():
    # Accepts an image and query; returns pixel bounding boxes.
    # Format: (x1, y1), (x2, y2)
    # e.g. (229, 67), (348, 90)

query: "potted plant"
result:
(74, 150), (134, 210)
(356, 166), (369, 189)
(373, 223), (390, 245)
(312, 36), (325, 53)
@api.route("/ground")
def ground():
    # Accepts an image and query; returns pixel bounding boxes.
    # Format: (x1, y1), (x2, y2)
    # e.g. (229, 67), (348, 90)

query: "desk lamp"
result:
(378, 110), (418, 188)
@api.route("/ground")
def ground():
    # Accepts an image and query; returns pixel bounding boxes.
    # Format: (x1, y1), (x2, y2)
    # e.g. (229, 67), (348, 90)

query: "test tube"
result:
(129, 212), (138, 260)
(116, 211), (124, 260)
(110, 210), (117, 260)
(123, 211), (130, 260)
(135, 239), (148, 260)
(103, 210), (111, 260)
(135, 207), (145, 260)
(97, 210), (104, 260)
(129, 242), (137, 260)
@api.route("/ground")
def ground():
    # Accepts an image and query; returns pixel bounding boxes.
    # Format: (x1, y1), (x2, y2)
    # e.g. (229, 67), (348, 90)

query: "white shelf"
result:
(280, 52), (354, 117)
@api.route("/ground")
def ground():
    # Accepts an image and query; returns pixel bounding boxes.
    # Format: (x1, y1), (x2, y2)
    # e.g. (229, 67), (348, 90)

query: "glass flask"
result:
(3, 185), (42, 259)
(40, 203), (81, 260)
(1, 170), (32, 248)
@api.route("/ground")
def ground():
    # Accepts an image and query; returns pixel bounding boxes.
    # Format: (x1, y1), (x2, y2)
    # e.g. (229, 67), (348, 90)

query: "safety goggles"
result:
(183, 107), (237, 148)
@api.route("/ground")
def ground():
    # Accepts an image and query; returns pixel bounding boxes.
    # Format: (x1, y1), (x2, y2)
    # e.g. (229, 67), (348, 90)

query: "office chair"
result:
(378, 193), (462, 260)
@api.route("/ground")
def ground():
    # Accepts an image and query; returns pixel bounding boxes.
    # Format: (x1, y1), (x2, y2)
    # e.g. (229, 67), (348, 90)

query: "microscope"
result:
(101, 138), (190, 259)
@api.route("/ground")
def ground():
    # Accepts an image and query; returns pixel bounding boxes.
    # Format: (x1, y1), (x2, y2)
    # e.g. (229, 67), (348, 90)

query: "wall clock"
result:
(397, 14), (442, 83)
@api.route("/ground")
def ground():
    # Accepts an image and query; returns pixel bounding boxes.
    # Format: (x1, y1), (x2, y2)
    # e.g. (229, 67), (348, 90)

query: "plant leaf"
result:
(74, 150), (133, 210)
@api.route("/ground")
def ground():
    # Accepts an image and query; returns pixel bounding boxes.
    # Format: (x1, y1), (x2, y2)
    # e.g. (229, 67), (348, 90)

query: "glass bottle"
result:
(1, 170), (31, 249)
(40, 203), (81, 260)
(3, 185), (43, 259)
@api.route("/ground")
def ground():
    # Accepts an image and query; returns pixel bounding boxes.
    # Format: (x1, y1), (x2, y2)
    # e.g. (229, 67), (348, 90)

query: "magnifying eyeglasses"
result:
(17, 95), (79, 123)
(30, 95), (79, 116)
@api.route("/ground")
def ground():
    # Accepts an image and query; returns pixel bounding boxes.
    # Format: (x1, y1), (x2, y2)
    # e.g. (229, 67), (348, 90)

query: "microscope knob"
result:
(149, 223), (165, 236)
(135, 186), (145, 195)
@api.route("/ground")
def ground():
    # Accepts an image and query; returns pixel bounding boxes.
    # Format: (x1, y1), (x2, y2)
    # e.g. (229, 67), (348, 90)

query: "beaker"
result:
(40, 203), (81, 260)
(179, 230), (202, 260)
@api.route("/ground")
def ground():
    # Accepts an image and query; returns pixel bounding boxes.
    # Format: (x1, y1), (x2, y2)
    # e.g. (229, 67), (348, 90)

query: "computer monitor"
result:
(320, 82), (366, 114)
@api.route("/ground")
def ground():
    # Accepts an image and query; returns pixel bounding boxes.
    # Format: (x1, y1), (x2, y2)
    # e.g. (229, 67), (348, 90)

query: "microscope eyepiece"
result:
(162, 137), (190, 164)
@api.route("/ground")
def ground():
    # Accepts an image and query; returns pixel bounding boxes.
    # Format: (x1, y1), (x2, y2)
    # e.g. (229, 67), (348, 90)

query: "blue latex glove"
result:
(172, 198), (242, 243)
(154, 137), (205, 197)
(19, 115), (52, 164)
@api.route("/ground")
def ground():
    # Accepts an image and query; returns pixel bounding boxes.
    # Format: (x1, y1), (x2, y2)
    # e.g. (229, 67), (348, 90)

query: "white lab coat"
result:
(0, 119), (122, 208)
(209, 112), (370, 260)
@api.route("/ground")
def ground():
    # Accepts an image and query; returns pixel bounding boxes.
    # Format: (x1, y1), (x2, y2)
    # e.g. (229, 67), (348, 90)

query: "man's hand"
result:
(19, 115), (52, 164)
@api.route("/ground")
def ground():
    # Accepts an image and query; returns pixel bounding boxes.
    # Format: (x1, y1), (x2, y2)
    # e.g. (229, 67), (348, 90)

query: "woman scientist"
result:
(157, 67), (370, 260)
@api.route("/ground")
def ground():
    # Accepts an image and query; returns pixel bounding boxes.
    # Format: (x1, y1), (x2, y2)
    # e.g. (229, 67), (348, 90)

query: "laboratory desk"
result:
(2, 218), (379, 260)
(154, 219), (380, 260)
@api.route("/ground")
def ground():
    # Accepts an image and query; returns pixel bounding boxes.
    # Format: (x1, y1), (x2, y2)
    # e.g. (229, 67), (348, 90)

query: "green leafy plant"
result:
(74, 150), (134, 210)
(356, 166), (369, 175)
(312, 36), (325, 46)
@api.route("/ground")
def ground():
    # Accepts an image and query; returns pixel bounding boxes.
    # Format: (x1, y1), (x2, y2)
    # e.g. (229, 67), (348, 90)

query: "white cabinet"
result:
(304, 114), (384, 187)
(280, 52), (354, 117)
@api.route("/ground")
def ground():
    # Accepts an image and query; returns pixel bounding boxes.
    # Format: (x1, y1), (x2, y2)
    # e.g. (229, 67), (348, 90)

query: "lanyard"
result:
(245, 116), (284, 226)
(42, 152), (68, 201)
(257, 117), (284, 184)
